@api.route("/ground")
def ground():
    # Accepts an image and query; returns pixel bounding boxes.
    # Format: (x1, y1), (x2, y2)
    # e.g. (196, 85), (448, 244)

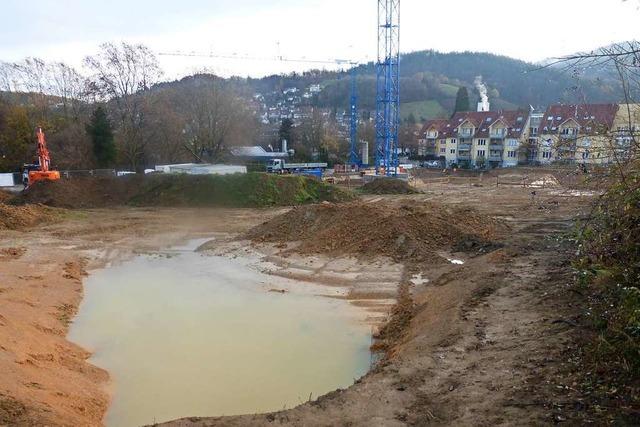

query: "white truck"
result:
(266, 159), (328, 174)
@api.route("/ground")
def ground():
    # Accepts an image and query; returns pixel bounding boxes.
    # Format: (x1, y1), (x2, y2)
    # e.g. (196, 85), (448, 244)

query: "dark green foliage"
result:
(278, 118), (294, 148)
(86, 107), (115, 168)
(454, 86), (470, 113)
(574, 166), (640, 409)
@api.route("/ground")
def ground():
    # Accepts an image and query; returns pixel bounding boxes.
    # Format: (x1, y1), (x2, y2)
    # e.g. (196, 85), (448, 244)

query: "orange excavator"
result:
(27, 127), (60, 186)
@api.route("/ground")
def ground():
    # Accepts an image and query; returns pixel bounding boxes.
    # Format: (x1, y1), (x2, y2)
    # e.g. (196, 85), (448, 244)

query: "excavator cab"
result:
(27, 127), (60, 186)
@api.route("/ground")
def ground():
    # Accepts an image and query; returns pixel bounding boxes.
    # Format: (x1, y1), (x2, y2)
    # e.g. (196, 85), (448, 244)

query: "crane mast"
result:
(375, 0), (400, 176)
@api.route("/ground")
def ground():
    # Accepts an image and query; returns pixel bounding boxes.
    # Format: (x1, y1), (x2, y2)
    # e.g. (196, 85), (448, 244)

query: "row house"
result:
(533, 103), (636, 165)
(419, 109), (531, 168)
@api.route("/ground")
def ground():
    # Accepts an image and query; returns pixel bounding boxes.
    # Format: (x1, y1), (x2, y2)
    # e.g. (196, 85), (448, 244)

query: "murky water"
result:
(68, 240), (371, 427)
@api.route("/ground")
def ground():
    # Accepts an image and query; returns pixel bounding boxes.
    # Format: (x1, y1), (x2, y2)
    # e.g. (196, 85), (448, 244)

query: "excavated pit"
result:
(67, 239), (373, 427)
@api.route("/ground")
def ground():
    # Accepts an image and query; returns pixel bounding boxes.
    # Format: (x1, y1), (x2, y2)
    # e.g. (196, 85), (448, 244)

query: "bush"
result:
(576, 166), (640, 384)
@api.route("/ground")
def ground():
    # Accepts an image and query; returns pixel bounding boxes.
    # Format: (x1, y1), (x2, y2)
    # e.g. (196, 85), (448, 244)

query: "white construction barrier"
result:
(0, 173), (15, 187)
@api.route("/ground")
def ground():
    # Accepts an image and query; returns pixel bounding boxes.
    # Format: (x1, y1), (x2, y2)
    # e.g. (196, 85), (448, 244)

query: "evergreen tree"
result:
(86, 106), (115, 168)
(278, 118), (295, 149)
(454, 87), (471, 113)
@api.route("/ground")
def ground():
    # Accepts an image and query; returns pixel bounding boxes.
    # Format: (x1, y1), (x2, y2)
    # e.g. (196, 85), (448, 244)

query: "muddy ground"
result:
(0, 173), (596, 426)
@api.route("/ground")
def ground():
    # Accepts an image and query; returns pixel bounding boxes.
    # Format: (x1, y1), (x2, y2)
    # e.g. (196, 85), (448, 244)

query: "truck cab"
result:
(267, 159), (284, 173)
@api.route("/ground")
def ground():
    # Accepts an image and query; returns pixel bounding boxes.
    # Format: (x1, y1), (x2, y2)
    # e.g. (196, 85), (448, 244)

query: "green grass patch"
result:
(400, 100), (447, 121)
(438, 83), (459, 97)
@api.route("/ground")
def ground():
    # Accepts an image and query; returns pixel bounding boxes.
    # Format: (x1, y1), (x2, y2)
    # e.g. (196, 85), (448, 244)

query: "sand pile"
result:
(361, 178), (420, 195)
(0, 204), (56, 231)
(245, 201), (503, 262)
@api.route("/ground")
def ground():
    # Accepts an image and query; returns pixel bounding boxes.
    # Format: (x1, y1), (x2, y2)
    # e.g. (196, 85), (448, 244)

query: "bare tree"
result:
(178, 80), (255, 163)
(84, 42), (163, 170)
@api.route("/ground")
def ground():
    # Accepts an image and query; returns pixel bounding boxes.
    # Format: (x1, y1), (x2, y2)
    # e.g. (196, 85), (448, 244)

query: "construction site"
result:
(2, 1), (640, 426)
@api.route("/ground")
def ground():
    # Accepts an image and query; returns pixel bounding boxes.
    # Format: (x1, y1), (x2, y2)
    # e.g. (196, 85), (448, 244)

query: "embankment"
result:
(17, 173), (354, 209)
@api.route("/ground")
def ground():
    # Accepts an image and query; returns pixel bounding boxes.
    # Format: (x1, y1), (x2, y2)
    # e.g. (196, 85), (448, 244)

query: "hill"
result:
(157, 49), (628, 122)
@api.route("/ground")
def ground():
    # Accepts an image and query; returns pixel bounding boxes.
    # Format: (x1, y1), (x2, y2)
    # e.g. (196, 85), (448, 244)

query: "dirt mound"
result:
(245, 201), (504, 262)
(361, 178), (419, 195)
(0, 190), (13, 203)
(17, 174), (354, 209)
(20, 176), (142, 209)
(0, 204), (56, 231)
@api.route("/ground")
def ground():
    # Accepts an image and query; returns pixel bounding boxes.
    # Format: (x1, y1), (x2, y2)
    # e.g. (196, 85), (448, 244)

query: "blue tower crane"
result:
(349, 65), (360, 167)
(375, 0), (400, 176)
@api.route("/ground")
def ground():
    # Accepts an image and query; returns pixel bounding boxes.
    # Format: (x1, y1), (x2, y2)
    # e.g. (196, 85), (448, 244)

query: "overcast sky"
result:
(1, 0), (638, 79)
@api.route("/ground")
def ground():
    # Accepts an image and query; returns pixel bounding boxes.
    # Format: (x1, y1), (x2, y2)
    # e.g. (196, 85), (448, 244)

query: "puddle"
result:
(68, 240), (372, 427)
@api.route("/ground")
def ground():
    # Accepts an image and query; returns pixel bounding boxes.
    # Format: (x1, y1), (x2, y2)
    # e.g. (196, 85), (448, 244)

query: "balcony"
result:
(458, 143), (471, 150)
(490, 131), (506, 139)
(489, 143), (503, 150)
(457, 153), (471, 160)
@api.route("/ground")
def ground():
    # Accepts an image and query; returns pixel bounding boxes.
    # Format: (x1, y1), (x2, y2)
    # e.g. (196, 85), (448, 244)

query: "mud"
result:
(0, 169), (598, 426)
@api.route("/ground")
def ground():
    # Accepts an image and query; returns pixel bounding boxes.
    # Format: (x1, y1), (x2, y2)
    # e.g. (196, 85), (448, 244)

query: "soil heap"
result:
(361, 178), (420, 195)
(17, 173), (354, 209)
(0, 190), (13, 203)
(245, 201), (503, 262)
(0, 203), (56, 231)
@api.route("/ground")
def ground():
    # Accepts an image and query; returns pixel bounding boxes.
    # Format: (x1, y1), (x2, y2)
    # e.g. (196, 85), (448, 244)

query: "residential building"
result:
(417, 119), (448, 158)
(535, 104), (620, 165)
(418, 109), (531, 167)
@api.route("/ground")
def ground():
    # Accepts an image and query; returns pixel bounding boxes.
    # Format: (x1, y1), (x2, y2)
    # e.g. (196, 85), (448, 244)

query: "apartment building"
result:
(418, 108), (531, 168)
(535, 104), (621, 165)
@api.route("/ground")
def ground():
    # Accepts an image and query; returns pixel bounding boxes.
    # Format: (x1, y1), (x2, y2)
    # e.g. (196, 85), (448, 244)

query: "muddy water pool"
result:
(68, 240), (371, 427)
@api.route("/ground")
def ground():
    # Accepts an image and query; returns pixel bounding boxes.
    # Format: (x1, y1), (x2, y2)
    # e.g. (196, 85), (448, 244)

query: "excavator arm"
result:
(28, 127), (60, 186)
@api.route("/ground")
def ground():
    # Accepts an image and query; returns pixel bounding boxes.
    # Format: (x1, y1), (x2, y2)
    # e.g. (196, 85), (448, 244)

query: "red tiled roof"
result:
(420, 119), (449, 137)
(442, 110), (530, 139)
(538, 104), (619, 135)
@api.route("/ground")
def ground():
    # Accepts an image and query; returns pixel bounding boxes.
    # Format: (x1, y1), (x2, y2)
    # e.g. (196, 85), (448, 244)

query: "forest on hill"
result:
(0, 44), (631, 173)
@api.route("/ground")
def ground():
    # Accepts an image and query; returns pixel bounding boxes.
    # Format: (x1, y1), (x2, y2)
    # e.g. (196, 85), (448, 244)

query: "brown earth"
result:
(0, 207), (284, 426)
(0, 203), (58, 231)
(0, 190), (14, 203)
(246, 201), (503, 263)
(361, 178), (420, 195)
(161, 178), (599, 427)
(0, 170), (603, 426)
(18, 177), (142, 209)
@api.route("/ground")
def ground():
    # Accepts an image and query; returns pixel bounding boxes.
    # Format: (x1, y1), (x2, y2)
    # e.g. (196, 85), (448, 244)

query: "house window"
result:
(508, 151), (517, 158)
(450, 149), (456, 154)
(440, 148), (446, 153)
(508, 140), (518, 147)
(542, 152), (552, 159)
(582, 151), (589, 160)
(477, 150), (486, 157)
(477, 139), (487, 146)
(561, 127), (577, 135)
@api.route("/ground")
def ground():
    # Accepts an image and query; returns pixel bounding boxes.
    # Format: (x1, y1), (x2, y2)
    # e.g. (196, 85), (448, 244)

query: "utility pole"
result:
(375, 0), (400, 176)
